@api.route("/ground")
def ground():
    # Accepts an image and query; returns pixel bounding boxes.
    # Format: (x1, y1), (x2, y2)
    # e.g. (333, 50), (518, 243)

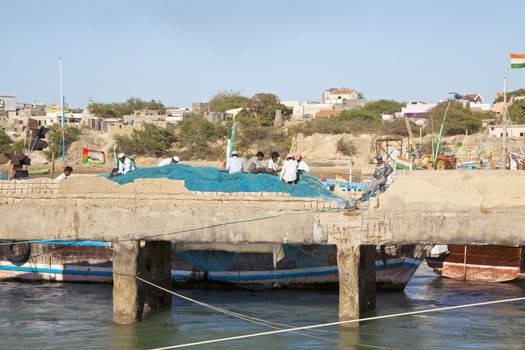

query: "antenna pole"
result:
(60, 58), (65, 162)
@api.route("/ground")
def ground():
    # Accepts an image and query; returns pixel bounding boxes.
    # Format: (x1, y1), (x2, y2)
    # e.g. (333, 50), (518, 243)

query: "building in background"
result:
(0, 94), (17, 118)
(322, 88), (360, 105)
(315, 109), (343, 119)
(166, 107), (191, 124)
(488, 124), (525, 138)
(399, 101), (436, 126)
(462, 93), (491, 112)
(192, 102), (209, 114)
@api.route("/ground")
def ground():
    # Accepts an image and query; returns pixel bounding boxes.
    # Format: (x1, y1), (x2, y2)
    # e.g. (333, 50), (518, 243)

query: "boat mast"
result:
(502, 76), (508, 165)
(59, 57), (65, 162)
(501, 48), (512, 170)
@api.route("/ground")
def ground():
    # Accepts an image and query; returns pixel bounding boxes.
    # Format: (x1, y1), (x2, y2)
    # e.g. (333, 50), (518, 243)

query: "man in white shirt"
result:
(118, 153), (136, 175)
(267, 151), (281, 175)
(245, 151), (266, 173)
(295, 152), (310, 173)
(55, 166), (73, 182)
(158, 156), (180, 167)
(225, 151), (243, 174)
(279, 154), (298, 184)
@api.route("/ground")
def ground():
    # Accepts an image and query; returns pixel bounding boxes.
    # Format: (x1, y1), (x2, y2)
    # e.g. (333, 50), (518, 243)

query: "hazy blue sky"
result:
(2, 0), (524, 107)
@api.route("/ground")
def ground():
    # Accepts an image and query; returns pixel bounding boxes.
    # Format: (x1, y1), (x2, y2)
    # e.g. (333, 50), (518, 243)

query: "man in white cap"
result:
(225, 151), (243, 174)
(279, 154), (298, 184)
(158, 156), (180, 167)
(118, 153), (136, 175)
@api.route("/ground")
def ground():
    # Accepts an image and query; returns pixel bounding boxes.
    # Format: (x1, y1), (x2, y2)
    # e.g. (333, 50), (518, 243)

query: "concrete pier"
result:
(337, 244), (376, 327)
(113, 240), (172, 324)
(139, 241), (172, 313)
(113, 240), (140, 325)
(2, 172), (525, 325)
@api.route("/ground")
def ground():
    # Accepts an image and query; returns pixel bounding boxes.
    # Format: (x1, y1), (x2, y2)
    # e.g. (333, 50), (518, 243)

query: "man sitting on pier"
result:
(362, 155), (393, 200)
(226, 151), (243, 174)
(117, 153), (136, 175)
(55, 166), (73, 182)
(280, 154), (298, 184)
(267, 151), (281, 175)
(245, 151), (266, 174)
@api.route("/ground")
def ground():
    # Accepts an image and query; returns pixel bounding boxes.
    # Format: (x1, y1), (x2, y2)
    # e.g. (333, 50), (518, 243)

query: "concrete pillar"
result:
(359, 245), (377, 312)
(113, 240), (172, 325)
(113, 240), (140, 325)
(337, 243), (376, 327)
(139, 241), (172, 314)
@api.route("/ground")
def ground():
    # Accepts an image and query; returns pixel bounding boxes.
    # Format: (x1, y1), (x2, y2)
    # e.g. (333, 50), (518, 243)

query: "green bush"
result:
(208, 91), (250, 113)
(508, 99), (525, 123)
(339, 100), (404, 122)
(175, 117), (228, 159)
(115, 123), (175, 157)
(427, 101), (486, 136)
(89, 97), (165, 119)
(0, 131), (13, 156)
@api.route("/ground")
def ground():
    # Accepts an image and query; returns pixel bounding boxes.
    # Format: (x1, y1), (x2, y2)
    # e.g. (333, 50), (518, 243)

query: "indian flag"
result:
(511, 53), (525, 69)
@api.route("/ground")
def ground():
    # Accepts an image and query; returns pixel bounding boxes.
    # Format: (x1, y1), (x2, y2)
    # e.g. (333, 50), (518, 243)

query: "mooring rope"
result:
(136, 276), (393, 350)
(147, 296), (525, 349)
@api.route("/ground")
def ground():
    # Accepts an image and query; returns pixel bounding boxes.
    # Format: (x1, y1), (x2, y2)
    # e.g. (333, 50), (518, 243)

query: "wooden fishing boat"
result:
(426, 245), (525, 282)
(0, 241), (426, 291)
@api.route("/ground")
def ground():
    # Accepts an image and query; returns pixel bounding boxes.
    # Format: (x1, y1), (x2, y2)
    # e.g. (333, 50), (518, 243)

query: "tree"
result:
(339, 100), (404, 122)
(508, 99), (525, 123)
(175, 117), (228, 159)
(208, 91), (250, 113)
(45, 125), (81, 158)
(246, 93), (289, 126)
(0, 131), (13, 156)
(427, 101), (485, 136)
(115, 123), (176, 157)
(88, 97), (166, 119)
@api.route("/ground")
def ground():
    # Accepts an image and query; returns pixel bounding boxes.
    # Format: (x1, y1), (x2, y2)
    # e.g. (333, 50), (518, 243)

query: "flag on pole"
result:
(82, 148), (106, 165)
(510, 53), (525, 69)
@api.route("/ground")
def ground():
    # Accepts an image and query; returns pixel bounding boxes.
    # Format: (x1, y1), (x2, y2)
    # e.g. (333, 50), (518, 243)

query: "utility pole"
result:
(60, 58), (65, 162)
(502, 76), (509, 170)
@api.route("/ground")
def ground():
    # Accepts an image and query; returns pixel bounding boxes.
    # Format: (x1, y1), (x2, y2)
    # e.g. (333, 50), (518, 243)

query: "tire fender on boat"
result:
(2, 243), (31, 266)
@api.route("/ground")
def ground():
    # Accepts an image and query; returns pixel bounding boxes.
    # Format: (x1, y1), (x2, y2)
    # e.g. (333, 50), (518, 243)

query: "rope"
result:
(148, 296), (525, 349)
(134, 276), (393, 350)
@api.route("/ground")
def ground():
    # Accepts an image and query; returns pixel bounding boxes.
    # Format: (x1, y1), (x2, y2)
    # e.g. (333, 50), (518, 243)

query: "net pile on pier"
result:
(105, 164), (346, 206)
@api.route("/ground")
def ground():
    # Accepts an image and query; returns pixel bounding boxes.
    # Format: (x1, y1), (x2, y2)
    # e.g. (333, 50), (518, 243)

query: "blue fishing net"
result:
(104, 164), (346, 206)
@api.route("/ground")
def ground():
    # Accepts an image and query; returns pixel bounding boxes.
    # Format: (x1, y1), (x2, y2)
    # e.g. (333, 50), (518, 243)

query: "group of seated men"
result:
(225, 151), (309, 184)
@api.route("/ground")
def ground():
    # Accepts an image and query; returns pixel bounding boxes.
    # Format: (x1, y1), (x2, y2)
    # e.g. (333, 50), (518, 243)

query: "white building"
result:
(322, 88), (359, 105)
(292, 102), (334, 120)
(166, 107), (191, 124)
(399, 101), (436, 126)
(463, 94), (491, 112)
(488, 124), (525, 138)
(0, 94), (17, 118)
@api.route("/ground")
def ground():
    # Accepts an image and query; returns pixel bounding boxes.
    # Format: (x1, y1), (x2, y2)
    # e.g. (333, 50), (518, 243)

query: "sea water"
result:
(1, 266), (524, 350)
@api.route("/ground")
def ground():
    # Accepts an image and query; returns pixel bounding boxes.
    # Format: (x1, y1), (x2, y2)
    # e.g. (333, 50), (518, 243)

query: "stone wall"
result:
(0, 178), (59, 195)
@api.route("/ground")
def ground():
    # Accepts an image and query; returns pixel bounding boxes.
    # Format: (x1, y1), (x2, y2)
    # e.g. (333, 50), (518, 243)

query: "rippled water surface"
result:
(1, 266), (524, 350)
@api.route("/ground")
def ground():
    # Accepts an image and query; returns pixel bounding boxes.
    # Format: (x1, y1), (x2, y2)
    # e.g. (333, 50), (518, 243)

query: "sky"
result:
(2, 0), (525, 108)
